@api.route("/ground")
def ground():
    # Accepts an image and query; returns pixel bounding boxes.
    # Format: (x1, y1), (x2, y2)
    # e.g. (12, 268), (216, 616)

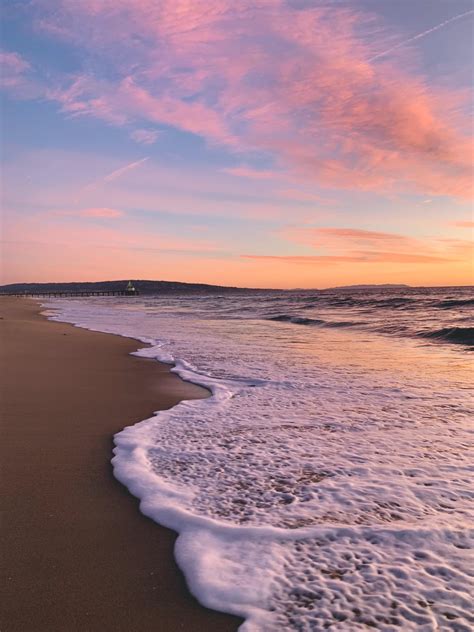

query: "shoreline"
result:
(1, 298), (243, 631)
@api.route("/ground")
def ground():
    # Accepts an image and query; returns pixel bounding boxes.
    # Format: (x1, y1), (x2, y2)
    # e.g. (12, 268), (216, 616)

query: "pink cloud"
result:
(130, 128), (159, 145)
(46, 76), (128, 125)
(0, 50), (36, 95)
(0, 51), (30, 77)
(116, 77), (238, 147)
(80, 207), (124, 218)
(277, 189), (336, 205)
(51, 207), (125, 218)
(223, 166), (279, 180)
(8, 2), (474, 199)
(46, 74), (238, 147)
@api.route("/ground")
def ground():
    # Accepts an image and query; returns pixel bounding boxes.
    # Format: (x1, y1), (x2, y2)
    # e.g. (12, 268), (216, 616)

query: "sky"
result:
(1, 0), (473, 289)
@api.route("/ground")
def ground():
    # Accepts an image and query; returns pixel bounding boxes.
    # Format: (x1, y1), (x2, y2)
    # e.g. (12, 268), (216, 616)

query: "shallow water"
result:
(45, 287), (474, 631)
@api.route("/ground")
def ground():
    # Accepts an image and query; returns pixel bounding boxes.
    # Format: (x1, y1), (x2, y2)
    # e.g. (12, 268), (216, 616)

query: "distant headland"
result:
(0, 281), (419, 296)
(2, 281), (445, 298)
(0, 280), (258, 296)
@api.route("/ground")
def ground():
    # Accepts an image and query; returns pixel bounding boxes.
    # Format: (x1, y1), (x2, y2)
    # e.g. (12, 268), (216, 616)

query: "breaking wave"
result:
(433, 298), (474, 309)
(418, 327), (474, 346)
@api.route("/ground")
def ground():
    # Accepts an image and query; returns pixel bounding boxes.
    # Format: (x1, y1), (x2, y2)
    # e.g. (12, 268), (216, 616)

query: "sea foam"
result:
(44, 295), (474, 631)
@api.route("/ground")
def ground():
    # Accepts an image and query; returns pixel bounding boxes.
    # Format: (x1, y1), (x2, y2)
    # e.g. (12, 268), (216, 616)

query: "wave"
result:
(324, 320), (361, 328)
(433, 298), (474, 309)
(291, 293), (473, 312)
(355, 297), (416, 309)
(370, 297), (416, 308)
(418, 327), (474, 346)
(268, 314), (359, 328)
(268, 315), (325, 325)
(315, 296), (417, 310)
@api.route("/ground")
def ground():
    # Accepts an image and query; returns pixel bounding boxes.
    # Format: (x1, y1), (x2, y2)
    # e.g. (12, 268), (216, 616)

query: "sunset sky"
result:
(1, 0), (473, 288)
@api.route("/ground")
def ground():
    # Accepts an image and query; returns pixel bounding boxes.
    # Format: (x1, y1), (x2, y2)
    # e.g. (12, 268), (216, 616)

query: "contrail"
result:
(368, 9), (474, 62)
(103, 157), (149, 183)
(81, 157), (149, 195)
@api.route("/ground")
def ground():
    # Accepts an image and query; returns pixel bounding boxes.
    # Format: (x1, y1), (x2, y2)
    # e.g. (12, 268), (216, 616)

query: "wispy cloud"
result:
(0, 50), (30, 79)
(242, 252), (452, 265)
(280, 227), (422, 252)
(129, 128), (159, 145)
(0, 49), (38, 96)
(250, 225), (471, 266)
(223, 166), (279, 180)
(6, 0), (471, 200)
(51, 207), (125, 219)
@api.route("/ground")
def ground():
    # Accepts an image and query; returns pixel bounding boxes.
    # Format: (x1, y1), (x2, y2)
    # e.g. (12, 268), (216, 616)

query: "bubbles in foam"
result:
(44, 296), (474, 631)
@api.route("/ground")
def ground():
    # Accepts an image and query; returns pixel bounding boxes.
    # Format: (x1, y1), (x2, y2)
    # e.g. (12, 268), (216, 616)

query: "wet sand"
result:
(0, 298), (242, 631)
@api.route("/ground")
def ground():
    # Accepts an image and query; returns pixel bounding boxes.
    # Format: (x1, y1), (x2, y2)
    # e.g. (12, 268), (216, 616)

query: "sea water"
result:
(44, 287), (473, 631)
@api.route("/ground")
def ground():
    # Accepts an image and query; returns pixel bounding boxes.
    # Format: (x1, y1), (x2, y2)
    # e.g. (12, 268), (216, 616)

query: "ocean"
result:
(44, 286), (473, 631)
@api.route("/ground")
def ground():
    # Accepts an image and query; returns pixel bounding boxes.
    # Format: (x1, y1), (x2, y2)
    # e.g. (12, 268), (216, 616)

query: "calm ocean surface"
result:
(45, 286), (473, 631)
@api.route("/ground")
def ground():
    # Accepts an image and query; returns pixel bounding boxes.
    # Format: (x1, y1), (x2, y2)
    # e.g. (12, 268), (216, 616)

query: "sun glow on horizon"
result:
(1, 1), (473, 287)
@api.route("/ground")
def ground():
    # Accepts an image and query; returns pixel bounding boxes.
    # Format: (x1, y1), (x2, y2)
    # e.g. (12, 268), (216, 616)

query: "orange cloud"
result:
(435, 238), (473, 256)
(280, 226), (423, 252)
(451, 221), (474, 228)
(255, 225), (472, 266)
(242, 252), (452, 265)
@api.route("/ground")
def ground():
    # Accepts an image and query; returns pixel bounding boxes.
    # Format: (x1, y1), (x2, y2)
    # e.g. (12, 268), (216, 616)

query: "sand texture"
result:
(0, 298), (242, 632)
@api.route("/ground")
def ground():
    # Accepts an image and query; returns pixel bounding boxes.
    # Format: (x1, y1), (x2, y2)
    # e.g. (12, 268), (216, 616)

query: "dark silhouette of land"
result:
(0, 279), (260, 296)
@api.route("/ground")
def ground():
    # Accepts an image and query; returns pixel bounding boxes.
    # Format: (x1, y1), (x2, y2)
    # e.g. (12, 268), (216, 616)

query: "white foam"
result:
(43, 297), (474, 631)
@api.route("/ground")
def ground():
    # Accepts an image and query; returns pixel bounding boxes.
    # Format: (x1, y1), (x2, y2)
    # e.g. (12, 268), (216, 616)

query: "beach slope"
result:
(0, 298), (242, 631)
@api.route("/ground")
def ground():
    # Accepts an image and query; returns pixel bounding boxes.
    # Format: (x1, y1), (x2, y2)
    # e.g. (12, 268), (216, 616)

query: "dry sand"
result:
(0, 298), (242, 631)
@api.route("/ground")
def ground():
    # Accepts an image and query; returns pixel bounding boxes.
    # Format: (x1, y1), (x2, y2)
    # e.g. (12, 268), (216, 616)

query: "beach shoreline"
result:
(0, 298), (242, 631)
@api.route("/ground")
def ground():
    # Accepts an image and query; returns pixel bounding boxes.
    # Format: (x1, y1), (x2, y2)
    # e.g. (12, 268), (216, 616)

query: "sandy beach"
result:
(0, 298), (242, 631)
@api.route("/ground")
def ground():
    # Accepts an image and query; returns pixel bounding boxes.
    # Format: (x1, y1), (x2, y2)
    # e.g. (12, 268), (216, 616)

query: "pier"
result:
(0, 281), (139, 298)
(0, 289), (138, 298)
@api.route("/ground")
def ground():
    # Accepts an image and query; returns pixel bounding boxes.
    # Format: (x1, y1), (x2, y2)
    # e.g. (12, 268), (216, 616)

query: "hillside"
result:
(0, 280), (259, 295)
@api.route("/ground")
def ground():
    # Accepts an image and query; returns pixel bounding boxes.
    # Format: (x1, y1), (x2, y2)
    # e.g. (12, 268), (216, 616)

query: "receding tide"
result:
(44, 286), (473, 631)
